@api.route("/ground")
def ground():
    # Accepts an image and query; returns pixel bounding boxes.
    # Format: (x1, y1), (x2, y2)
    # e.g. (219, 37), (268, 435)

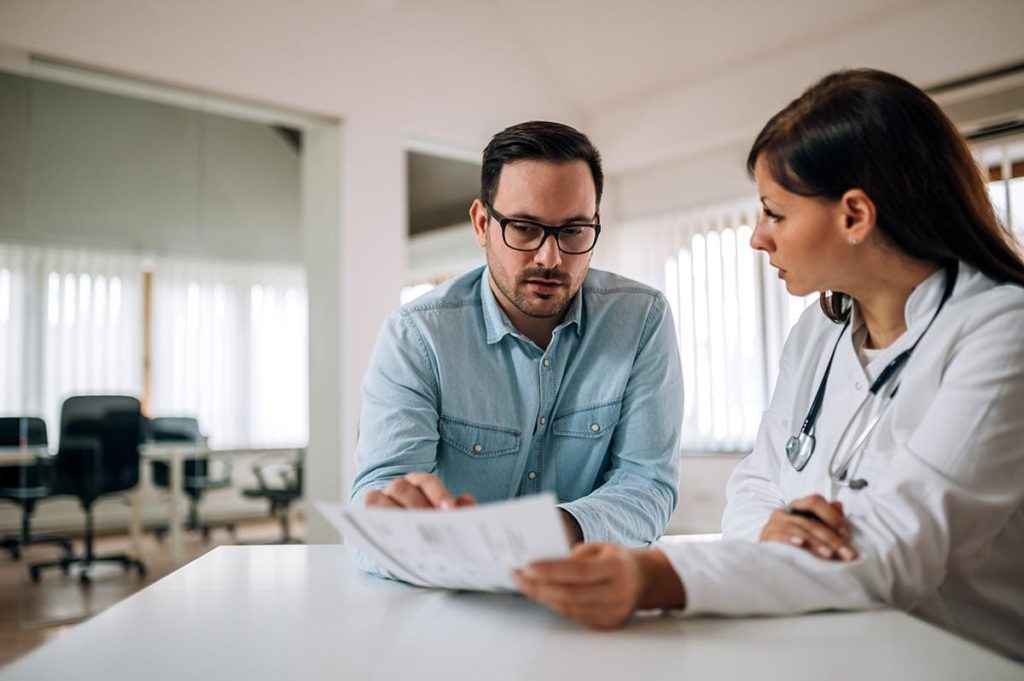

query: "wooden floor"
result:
(0, 516), (304, 669)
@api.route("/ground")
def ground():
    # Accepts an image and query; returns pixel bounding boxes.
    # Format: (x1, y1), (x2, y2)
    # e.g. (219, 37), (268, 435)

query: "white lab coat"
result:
(660, 262), (1024, 659)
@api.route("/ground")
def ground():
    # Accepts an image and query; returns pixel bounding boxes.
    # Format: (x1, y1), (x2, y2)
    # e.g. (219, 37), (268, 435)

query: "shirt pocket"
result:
(438, 415), (520, 459)
(436, 415), (521, 503)
(552, 400), (622, 439)
(551, 400), (623, 499)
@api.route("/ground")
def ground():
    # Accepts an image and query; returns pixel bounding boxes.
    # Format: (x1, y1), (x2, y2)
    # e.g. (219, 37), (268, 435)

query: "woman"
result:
(513, 68), (1024, 659)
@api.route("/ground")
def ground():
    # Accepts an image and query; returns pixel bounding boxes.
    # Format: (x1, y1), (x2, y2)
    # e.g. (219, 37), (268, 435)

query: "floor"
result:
(0, 515), (304, 669)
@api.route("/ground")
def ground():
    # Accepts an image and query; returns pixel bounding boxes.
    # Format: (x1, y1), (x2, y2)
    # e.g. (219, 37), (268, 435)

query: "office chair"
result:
(0, 417), (73, 561)
(29, 396), (147, 583)
(241, 450), (304, 544)
(148, 416), (235, 542)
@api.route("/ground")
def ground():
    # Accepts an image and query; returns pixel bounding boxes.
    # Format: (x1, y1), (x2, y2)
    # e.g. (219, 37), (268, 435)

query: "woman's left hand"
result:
(514, 543), (645, 629)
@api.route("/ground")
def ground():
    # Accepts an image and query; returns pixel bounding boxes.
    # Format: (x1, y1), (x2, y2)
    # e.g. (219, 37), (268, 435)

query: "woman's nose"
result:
(749, 220), (774, 254)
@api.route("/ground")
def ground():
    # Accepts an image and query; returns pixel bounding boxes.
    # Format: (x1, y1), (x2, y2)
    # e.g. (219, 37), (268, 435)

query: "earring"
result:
(849, 238), (859, 245)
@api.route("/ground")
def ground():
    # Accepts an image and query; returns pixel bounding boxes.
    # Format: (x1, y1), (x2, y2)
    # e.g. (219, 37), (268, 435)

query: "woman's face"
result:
(750, 156), (854, 297)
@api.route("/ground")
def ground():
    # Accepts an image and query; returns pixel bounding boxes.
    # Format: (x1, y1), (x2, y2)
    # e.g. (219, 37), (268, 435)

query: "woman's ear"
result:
(839, 189), (877, 246)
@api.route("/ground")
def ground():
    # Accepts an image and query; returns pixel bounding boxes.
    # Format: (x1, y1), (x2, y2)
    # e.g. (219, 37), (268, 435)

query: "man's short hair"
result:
(480, 121), (604, 208)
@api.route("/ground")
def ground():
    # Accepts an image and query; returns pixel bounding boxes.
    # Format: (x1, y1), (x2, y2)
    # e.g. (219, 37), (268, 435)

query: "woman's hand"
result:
(760, 494), (857, 561)
(514, 544), (685, 629)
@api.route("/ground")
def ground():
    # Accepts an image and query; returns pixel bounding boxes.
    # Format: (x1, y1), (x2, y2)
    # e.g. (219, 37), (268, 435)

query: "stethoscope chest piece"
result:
(785, 432), (815, 471)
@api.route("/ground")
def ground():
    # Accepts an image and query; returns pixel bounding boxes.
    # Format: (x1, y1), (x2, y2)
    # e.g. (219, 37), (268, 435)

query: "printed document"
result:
(316, 493), (570, 592)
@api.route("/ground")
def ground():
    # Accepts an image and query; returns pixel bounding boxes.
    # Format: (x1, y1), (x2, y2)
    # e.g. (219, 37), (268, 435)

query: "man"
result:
(350, 121), (682, 562)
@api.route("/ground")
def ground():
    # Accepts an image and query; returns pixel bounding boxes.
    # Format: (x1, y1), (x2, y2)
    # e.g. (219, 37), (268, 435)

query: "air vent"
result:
(928, 61), (1024, 143)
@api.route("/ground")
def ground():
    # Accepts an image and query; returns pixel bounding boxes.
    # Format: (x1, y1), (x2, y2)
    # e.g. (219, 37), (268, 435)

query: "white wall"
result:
(0, 71), (301, 262)
(593, 0), (1024, 221)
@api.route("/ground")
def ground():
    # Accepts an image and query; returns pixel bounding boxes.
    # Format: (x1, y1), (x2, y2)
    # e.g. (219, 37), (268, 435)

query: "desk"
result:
(135, 445), (303, 565)
(2, 545), (1019, 680)
(0, 445), (51, 466)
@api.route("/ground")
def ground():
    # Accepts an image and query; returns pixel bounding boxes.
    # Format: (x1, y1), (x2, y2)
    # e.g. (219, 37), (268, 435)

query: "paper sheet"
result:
(316, 493), (571, 592)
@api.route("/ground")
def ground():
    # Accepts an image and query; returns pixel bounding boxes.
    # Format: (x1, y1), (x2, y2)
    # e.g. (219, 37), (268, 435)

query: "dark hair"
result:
(480, 121), (604, 209)
(747, 68), (1024, 322)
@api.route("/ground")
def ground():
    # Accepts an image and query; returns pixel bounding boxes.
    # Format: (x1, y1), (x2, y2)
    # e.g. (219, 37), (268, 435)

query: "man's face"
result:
(471, 159), (598, 320)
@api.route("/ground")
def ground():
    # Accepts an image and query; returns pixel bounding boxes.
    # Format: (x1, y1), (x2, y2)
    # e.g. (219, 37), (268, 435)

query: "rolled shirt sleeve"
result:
(559, 294), (683, 546)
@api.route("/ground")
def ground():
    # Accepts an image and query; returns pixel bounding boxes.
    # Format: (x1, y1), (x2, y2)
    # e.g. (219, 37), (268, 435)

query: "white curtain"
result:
(150, 258), (307, 448)
(600, 199), (813, 453)
(0, 242), (144, 443)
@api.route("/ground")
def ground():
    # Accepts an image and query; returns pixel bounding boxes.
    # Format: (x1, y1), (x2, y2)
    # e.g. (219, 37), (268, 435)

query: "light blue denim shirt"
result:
(351, 265), (683, 549)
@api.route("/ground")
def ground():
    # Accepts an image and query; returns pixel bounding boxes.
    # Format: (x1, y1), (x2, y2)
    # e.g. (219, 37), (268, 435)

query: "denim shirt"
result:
(350, 265), (683, 547)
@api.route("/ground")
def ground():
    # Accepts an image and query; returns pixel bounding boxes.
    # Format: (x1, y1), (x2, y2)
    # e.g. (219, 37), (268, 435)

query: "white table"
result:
(135, 445), (303, 565)
(2, 545), (1020, 680)
(0, 445), (51, 466)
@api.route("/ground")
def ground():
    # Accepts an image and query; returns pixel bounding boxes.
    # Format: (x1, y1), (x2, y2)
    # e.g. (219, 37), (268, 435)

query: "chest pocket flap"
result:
(552, 400), (622, 439)
(439, 415), (520, 459)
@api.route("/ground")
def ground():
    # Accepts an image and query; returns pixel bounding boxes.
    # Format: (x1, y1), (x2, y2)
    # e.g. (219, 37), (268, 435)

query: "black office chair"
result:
(0, 417), (73, 561)
(29, 396), (147, 583)
(242, 450), (304, 544)
(148, 416), (235, 542)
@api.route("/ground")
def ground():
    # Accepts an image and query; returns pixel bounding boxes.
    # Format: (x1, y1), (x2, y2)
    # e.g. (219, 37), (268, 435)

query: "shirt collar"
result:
(849, 264), (953, 347)
(480, 267), (585, 345)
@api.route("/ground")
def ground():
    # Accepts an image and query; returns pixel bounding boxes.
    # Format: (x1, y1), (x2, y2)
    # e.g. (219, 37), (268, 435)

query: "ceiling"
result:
(491, 0), (929, 115)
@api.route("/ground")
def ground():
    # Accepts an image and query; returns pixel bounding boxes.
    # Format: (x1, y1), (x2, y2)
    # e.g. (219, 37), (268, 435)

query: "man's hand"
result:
(759, 493), (857, 561)
(514, 544), (686, 630)
(364, 473), (476, 510)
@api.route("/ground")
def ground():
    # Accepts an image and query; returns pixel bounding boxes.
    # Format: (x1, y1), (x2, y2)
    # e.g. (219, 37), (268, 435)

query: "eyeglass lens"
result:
(504, 222), (597, 253)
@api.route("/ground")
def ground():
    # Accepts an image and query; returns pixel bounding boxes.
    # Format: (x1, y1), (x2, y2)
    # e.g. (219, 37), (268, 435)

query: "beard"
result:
(488, 257), (575, 320)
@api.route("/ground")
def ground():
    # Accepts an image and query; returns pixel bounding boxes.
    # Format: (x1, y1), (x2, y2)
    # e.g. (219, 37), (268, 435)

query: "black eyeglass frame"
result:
(485, 203), (602, 255)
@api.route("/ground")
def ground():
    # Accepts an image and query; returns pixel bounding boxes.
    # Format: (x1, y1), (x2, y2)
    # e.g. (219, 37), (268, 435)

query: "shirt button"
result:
(590, 423), (601, 433)
(527, 471), (537, 480)
(542, 358), (551, 368)
(855, 382), (864, 391)
(538, 416), (547, 427)
(472, 443), (483, 454)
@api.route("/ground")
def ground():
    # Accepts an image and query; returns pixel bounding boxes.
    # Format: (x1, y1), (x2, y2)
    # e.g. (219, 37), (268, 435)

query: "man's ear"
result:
(469, 199), (489, 248)
(839, 189), (877, 246)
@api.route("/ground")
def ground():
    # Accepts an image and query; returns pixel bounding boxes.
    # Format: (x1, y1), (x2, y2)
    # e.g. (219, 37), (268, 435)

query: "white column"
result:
(302, 116), (406, 543)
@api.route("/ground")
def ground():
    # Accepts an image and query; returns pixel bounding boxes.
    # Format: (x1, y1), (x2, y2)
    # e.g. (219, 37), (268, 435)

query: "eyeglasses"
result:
(486, 204), (601, 255)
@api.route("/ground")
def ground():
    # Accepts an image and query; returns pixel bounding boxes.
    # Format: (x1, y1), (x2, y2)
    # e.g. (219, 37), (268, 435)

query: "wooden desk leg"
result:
(170, 452), (184, 564)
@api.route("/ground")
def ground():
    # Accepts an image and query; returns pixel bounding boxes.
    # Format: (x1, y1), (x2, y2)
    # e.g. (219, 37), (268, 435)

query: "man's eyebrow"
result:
(507, 212), (596, 224)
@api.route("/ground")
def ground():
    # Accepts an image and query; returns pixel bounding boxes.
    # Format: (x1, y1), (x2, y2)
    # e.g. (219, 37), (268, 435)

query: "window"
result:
(150, 258), (308, 448)
(977, 136), (1024, 245)
(0, 243), (143, 437)
(0, 242), (309, 448)
(400, 283), (436, 305)
(603, 201), (813, 454)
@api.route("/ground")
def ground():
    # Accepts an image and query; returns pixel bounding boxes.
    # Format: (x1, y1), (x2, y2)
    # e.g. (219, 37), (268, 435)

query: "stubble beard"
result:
(487, 255), (573, 320)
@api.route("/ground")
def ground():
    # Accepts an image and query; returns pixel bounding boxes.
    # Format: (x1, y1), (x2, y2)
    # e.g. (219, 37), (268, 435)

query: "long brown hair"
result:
(747, 68), (1024, 322)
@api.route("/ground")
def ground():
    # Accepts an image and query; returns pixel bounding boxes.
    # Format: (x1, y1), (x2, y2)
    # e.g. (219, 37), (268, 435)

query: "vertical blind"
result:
(601, 200), (812, 453)
(149, 258), (308, 448)
(0, 242), (144, 440)
(0, 242), (308, 448)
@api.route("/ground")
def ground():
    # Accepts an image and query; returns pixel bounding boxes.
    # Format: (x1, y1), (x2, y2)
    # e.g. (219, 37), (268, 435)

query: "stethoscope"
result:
(785, 263), (958, 490)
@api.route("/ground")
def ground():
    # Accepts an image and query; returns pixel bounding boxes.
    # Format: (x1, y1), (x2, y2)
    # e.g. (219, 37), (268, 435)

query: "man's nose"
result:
(533, 234), (563, 269)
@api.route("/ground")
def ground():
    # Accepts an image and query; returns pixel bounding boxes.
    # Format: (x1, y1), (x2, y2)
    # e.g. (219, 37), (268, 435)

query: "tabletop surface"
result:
(3, 545), (1021, 681)
(0, 445), (51, 464)
(139, 444), (302, 459)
